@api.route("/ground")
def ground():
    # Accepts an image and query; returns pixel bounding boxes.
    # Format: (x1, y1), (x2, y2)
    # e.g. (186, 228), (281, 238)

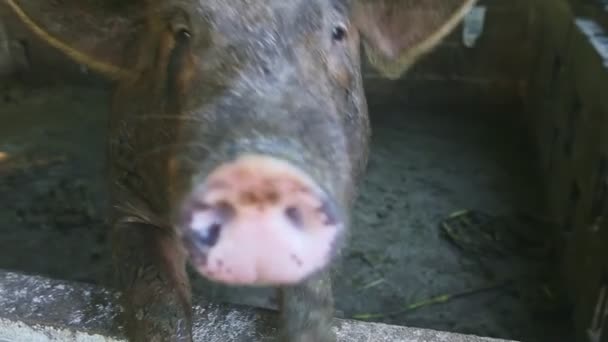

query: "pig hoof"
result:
(177, 154), (343, 286)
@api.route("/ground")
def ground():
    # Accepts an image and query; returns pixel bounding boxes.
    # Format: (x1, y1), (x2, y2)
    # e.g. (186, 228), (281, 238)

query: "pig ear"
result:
(352, 0), (477, 79)
(3, 0), (142, 81)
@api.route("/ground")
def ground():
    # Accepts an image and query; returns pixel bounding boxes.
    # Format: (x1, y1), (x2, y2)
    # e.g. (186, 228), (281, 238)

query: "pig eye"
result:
(168, 28), (191, 72)
(331, 23), (348, 42)
(175, 28), (192, 42)
(166, 27), (192, 99)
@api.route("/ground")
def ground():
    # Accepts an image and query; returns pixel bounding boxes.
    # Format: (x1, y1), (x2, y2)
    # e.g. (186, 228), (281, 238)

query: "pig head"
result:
(3, 0), (476, 341)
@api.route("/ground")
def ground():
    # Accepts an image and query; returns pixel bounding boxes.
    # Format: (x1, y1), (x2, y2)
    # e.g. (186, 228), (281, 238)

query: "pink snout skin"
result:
(178, 155), (342, 286)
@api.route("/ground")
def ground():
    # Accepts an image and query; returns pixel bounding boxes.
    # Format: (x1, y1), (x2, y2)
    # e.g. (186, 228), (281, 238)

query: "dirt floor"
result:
(0, 79), (575, 342)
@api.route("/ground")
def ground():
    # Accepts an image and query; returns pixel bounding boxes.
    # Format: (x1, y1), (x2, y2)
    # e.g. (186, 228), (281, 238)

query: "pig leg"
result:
(278, 271), (336, 342)
(111, 221), (193, 342)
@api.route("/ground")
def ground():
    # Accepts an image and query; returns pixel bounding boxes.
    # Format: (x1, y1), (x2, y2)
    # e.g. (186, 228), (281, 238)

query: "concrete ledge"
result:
(0, 270), (517, 342)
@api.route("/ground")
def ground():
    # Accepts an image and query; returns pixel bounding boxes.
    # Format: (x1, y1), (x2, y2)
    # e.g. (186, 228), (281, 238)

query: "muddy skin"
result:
(3, 0), (477, 341)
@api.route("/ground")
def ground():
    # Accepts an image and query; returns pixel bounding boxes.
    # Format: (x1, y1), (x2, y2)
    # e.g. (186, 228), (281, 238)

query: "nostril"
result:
(285, 206), (302, 227)
(196, 222), (222, 247)
(181, 200), (234, 249)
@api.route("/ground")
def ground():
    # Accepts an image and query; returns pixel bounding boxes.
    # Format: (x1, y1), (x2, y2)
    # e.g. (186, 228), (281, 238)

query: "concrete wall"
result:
(0, 270), (517, 342)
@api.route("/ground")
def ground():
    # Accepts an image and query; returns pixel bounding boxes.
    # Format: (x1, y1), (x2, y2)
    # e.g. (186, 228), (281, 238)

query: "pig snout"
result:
(176, 154), (342, 287)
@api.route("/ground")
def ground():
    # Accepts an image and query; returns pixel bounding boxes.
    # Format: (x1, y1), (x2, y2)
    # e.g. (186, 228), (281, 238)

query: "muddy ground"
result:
(0, 79), (574, 342)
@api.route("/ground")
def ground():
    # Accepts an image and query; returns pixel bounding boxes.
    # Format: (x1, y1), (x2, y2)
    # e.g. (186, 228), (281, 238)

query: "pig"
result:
(3, 0), (476, 341)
